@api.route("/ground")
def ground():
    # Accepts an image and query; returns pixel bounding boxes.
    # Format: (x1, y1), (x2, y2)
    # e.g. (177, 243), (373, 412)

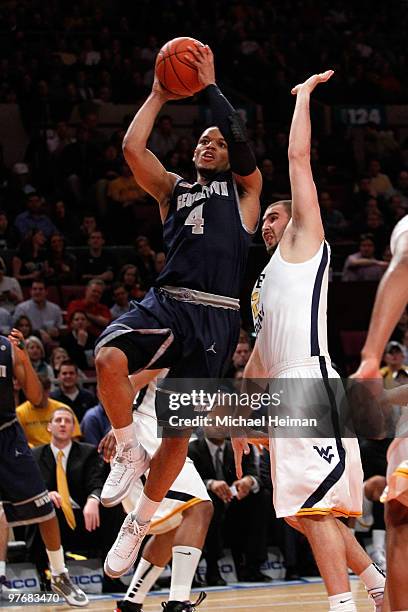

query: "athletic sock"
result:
(113, 424), (135, 446)
(0, 560), (5, 576)
(360, 563), (385, 610)
(124, 558), (164, 604)
(134, 491), (160, 525)
(169, 546), (202, 602)
(328, 592), (356, 611)
(46, 547), (68, 576)
(372, 529), (386, 551)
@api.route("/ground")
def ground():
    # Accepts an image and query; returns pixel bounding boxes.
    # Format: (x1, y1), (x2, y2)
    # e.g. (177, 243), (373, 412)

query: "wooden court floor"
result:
(4, 580), (374, 611)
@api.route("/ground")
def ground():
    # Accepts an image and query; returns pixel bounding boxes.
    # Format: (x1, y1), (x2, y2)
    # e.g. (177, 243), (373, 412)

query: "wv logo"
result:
(313, 445), (335, 464)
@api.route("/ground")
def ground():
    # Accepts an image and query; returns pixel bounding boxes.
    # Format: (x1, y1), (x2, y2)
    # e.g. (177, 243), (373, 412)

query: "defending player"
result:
(0, 329), (88, 606)
(232, 72), (385, 612)
(100, 374), (212, 612)
(94, 44), (261, 578)
(354, 213), (408, 611)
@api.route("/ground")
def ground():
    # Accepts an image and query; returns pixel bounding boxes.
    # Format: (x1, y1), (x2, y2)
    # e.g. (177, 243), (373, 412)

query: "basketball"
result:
(155, 36), (205, 97)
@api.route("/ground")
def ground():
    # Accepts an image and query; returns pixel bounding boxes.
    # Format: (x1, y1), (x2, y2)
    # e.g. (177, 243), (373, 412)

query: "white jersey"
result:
(390, 214), (408, 255)
(252, 241), (330, 374)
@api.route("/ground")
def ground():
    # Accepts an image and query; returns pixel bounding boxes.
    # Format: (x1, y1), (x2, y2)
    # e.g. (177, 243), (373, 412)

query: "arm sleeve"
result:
(204, 84), (257, 177)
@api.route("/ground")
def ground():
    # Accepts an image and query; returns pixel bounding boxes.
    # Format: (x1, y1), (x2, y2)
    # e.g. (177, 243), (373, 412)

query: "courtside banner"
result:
(154, 377), (408, 439)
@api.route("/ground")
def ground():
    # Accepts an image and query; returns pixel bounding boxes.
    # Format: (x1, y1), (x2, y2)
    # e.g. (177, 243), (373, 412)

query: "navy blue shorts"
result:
(95, 287), (240, 379)
(0, 421), (55, 526)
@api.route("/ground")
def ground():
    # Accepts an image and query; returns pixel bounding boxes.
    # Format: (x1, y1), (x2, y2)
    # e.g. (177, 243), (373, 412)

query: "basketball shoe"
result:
(50, 572), (88, 607)
(101, 442), (150, 507)
(105, 513), (151, 578)
(161, 592), (207, 611)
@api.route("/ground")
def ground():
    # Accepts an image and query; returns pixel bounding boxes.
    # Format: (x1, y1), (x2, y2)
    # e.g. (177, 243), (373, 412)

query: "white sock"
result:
(125, 558), (164, 604)
(46, 547), (68, 576)
(372, 529), (386, 550)
(360, 563), (385, 608)
(134, 491), (160, 525)
(169, 546), (202, 602)
(328, 592), (356, 611)
(0, 560), (5, 576)
(113, 424), (135, 446)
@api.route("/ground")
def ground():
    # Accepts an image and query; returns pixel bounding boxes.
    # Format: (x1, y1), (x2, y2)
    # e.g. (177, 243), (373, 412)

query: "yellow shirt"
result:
(107, 176), (145, 203)
(380, 365), (408, 389)
(16, 399), (82, 447)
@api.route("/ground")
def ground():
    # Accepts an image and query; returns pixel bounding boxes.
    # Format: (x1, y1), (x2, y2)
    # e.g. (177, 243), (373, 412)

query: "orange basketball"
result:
(155, 36), (205, 97)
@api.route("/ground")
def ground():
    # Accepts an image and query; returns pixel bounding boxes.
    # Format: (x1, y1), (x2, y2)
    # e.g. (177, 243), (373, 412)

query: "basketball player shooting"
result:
(94, 43), (261, 579)
(232, 71), (385, 612)
(353, 213), (408, 611)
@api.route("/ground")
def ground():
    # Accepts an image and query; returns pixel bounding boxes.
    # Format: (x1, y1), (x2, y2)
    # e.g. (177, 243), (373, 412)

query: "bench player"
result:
(354, 213), (408, 611)
(232, 72), (385, 611)
(94, 44), (261, 578)
(0, 329), (88, 606)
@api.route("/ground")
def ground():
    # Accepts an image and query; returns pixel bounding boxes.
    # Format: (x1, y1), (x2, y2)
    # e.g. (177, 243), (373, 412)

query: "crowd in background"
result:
(1, 0), (408, 589)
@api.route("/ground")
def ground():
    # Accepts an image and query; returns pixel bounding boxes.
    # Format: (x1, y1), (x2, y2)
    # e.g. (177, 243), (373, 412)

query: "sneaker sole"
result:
(101, 454), (150, 508)
(51, 583), (89, 607)
(104, 557), (132, 579)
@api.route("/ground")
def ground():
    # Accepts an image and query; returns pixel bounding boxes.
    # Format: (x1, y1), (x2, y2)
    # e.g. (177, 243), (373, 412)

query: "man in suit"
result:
(188, 432), (270, 585)
(30, 406), (125, 592)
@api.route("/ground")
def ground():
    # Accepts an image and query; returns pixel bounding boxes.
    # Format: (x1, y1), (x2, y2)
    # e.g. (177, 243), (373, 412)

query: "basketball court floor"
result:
(2, 578), (374, 611)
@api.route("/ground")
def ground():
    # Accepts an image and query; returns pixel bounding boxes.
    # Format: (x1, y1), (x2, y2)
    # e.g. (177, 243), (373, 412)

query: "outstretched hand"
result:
(291, 70), (334, 95)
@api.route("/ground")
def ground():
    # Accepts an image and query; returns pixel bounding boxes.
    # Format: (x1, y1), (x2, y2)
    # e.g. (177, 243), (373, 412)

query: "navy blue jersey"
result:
(0, 336), (16, 425)
(155, 171), (255, 298)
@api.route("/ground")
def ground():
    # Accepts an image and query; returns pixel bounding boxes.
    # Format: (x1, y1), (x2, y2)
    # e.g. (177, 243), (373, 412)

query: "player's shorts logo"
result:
(313, 445), (335, 464)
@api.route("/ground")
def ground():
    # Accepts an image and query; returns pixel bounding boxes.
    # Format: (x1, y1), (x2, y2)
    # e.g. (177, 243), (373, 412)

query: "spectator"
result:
(380, 341), (408, 387)
(110, 283), (130, 320)
(79, 230), (116, 284)
(188, 433), (270, 585)
(46, 233), (77, 284)
(30, 406), (124, 593)
(80, 401), (110, 446)
(50, 360), (95, 421)
(13, 280), (63, 342)
(367, 159), (394, 198)
(132, 236), (156, 288)
(0, 306), (12, 333)
(12, 229), (49, 284)
(14, 314), (35, 340)
(148, 114), (178, 160)
(232, 340), (252, 370)
(342, 234), (388, 281)
(25, 336), (54, 380)
(154, 251), (166, 277)
(319, 191), (348, 240)
(50, 347), (70, 379)
(390, 170), (408, 209)
(119, 263), (145, 300)
(66, 279), (111, 337)
(107, 162), (149, 242)
(16, 377), (81, 447)
(14, 192), (57, 239)
(0, 209), (18, 249)
(51, 200), (80, 245)
(59, 126), (99, 205)
(61, 310), (97, 370)
(77, 212), (99, 246)
(0, 256), (23, 313)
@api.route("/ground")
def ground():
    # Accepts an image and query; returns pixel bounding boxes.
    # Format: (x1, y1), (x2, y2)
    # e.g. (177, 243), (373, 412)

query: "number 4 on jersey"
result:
(185, 204), (204, 234)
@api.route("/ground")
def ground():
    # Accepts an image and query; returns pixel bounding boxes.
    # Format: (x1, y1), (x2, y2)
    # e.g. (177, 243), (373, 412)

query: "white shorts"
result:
(122, 406), (210, 535)
(381, 438), (408, 507)
(267, 357), (363, 522)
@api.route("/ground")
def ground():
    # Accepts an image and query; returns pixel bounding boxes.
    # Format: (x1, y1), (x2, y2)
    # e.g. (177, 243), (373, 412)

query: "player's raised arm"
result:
(354, 231), (408, 378)
(9, 328), (42, 405)
(122, 78), (184, 220)
(287, 71), (334, 244)
(188, 45), (261, 232)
